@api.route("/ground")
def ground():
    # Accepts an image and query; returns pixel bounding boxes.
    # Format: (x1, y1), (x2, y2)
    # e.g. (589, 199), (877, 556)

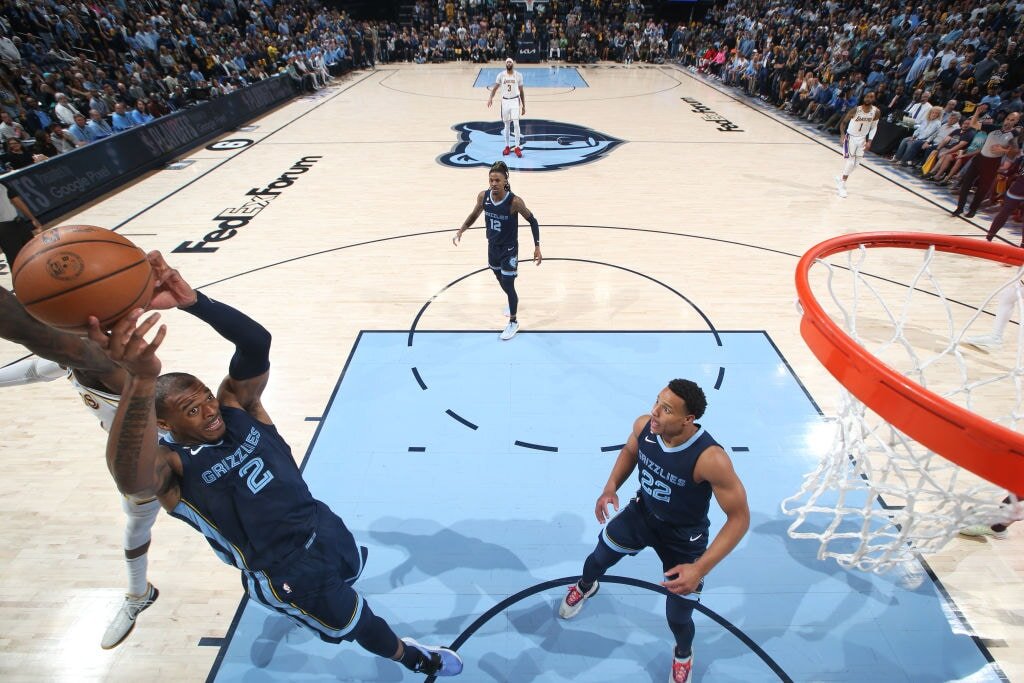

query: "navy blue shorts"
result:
(601, 495), (708, 580)
(488, 241), (518, 276)
(242, 504), (368, 644)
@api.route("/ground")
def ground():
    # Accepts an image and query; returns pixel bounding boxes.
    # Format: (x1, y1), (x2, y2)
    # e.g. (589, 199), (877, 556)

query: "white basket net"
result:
(782, 242), (1022, 573)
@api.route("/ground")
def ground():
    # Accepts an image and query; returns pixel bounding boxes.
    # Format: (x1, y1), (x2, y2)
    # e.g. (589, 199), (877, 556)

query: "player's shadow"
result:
(721, 515), (883, 642)
(745, 513), (980, 679)
(471, 581), (783, 682)
(476, 597), (671, 682)
(240, 609), (407, 681)
(362, 513), (590, 633)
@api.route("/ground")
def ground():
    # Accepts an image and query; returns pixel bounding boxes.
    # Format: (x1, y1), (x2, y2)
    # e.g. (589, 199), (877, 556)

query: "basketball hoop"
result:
(783, 232), (1024, 572)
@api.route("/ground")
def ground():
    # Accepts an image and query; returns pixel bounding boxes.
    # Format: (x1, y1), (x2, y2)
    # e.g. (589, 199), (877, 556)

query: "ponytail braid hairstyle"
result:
(490, 160), (511, 192)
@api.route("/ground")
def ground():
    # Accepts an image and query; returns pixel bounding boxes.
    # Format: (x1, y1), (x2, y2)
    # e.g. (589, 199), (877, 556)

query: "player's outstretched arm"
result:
(182, 291), (272, 422)
(145, 251), (273, 421)
(87, 310), (179, 505)
(595, 415), (646, 523)
(0, 285), (120, 378)
(662, 447), (749, 595)
(453, 190), (487, 246)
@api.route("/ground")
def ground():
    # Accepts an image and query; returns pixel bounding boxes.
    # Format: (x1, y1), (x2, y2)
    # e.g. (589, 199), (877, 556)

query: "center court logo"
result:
(439, 119), (624, 171)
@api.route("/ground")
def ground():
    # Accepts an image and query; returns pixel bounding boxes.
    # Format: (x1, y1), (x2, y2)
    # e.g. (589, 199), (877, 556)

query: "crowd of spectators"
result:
(678, 0), (1024, 218)
(399, 1), (665, 65)
(11, 0), (1024, 222)
(0, 0), (384, 173)
(0, 0), (677, 176)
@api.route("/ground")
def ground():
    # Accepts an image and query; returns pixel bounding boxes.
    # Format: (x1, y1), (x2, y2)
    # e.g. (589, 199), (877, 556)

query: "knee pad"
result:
(122, 496), (161, 550)
(666, 593), (698, 624)
(589, 534), (629, 568)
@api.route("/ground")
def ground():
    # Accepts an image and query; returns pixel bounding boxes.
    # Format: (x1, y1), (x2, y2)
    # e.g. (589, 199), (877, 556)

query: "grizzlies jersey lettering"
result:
(67, 369), (119, 432)
(483, 189), (517, 248)
(162, 406), (318, 571)
(846, 106), (879, 137)
(635, 420), (717, 528)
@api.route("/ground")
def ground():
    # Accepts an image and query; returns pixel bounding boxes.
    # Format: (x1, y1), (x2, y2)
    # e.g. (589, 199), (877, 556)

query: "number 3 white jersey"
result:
(497, 70), (523, 123)
(495, 69), (523, 100)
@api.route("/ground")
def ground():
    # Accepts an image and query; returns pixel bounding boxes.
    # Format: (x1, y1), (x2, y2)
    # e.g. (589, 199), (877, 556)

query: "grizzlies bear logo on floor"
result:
(439, 119), (624, 171)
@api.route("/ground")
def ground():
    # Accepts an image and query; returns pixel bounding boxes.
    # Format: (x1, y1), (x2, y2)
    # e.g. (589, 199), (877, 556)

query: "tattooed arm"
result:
(88, 310), (181, 508)
(0, 286), (123, 387)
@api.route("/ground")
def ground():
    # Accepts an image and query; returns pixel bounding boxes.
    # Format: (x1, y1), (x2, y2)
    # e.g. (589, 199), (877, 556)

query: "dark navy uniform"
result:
(601, 420), (718, 594)
(483, 189), (519, 277)
(163, 406), (366, 643)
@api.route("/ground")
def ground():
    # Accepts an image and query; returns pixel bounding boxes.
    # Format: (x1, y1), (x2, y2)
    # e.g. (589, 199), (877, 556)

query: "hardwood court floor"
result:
(0, 63), (1019, 681)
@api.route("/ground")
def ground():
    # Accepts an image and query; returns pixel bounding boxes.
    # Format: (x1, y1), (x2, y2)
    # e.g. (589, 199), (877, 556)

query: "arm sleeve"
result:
(527, 214), (540, 246)
(868, 117), (878, 141)
(180, 291), (272, 380)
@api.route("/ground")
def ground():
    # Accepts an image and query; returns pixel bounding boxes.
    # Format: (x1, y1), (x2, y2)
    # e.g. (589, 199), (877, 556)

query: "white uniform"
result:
(844, 105), (879, 158)
(836, 104), (879, 197)
(67, 365), (162, 632)
(67, 368), (120, 432)
(496, 69), (523, 123)
(0, 359), (160, 641)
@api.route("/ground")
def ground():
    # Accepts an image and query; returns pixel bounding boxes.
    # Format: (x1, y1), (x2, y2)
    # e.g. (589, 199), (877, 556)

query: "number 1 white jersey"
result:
(846, 106), (879, 138)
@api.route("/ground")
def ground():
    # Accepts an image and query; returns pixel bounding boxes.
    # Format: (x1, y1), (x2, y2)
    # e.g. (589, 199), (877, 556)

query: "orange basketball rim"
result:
(795, 232), (1024, 494)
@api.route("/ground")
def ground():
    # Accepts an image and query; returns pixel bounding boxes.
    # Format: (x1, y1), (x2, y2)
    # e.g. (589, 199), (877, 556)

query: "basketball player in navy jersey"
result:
(835, 90), (880, 198)
(452, 160), (542, 340)
(86, 255), (463, 678)
(0, 280), (178, 650)
(558, 380), (749, 683)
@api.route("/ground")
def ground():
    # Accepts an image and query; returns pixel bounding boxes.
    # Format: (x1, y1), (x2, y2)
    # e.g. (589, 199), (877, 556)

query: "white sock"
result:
(122, 497), (160, 596)
(0, 357), (64, 388)
(503, 119), (511, 147)
(126, 555), (149, 596)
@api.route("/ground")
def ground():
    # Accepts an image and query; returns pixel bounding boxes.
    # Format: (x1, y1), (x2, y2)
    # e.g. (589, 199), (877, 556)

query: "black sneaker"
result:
(402, 637), (464, 676)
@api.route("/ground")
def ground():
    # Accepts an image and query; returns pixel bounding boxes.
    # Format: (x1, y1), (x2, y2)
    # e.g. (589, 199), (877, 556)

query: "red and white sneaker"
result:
(514, 146), (523, 157)
(558, 581), (599, 619)
(670, 652), (693, 682)
(502, 146), (511, 156)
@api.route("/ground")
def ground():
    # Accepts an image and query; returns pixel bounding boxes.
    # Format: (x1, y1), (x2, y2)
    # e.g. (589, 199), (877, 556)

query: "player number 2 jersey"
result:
(162, 406), (319, 572)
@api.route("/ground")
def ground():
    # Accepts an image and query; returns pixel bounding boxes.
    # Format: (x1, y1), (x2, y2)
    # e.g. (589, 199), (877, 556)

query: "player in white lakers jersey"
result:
(487, 57), (526, 157)
(0, 263), (189, 650)
(835, 91), (880, 198)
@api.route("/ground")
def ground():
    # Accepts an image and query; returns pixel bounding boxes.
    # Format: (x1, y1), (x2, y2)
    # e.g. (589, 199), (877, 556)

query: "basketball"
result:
(12, 225), (154, 335)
